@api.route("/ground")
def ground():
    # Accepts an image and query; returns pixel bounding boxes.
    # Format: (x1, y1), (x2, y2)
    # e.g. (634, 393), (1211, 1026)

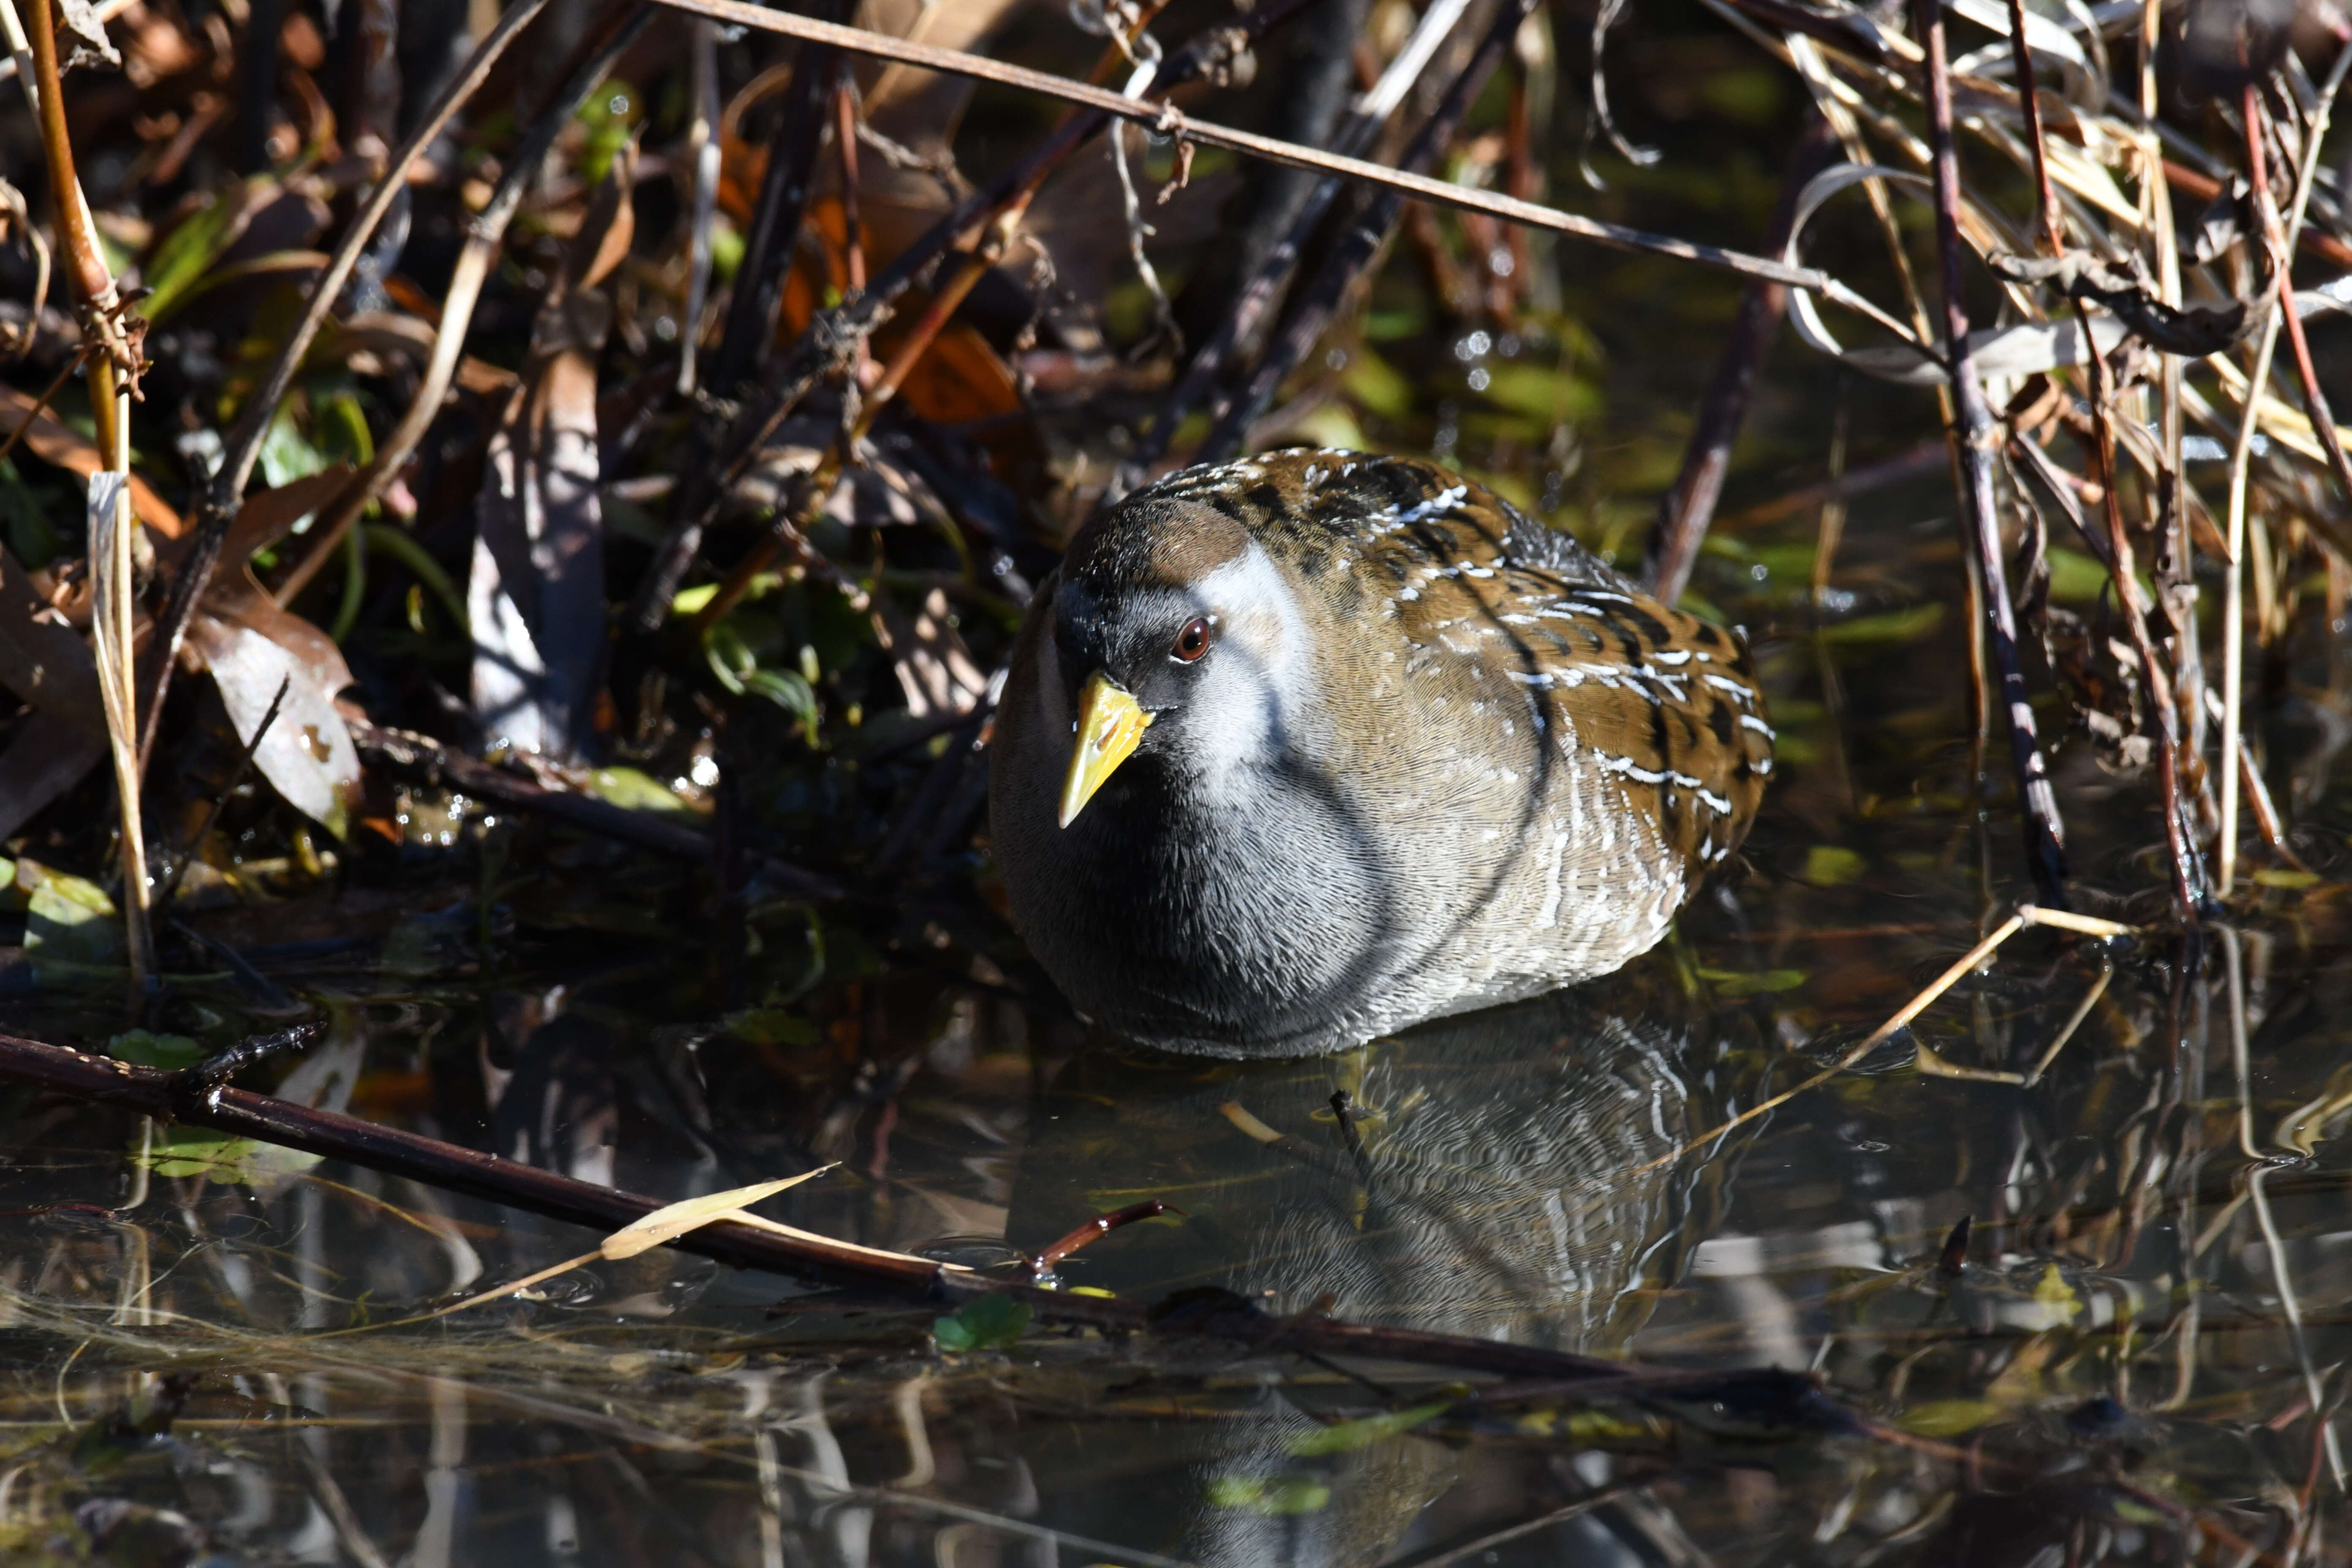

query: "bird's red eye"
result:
(1172, 616), (1213, 662)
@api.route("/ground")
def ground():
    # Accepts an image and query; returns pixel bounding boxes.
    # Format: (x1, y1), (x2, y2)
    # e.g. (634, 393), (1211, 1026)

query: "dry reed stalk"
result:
(2219, 57), (2351, 893)
(636, 0), (1909, 327)
(1625, 904), (2135, 1179)
(1916, 0), (2066, 906)
(11, 0), (152, 982)
(675, 19), (719, 398)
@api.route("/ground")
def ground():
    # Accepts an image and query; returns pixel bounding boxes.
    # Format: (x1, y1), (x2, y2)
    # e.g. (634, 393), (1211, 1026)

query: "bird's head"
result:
(1045, 487), (1312, 828)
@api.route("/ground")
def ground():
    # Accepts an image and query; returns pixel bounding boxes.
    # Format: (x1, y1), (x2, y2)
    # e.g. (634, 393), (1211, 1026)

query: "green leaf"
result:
(136, 1127), (318, 1186)
(0, 457), (62, 567)
(1205, 1474), (1331, 1516)
(1799, 846), (1867, 887)
(106, 1030), (204, 1070)
(710, 215), (744, 282)
(17, 857), (121, 980)
(933, 1293), (1033, 1353)
(1819, 603), (1945, 646)
(1285, 1401), (1448, 1456)
(2043, 546), (2156, 609)
(574, 77), (640, 186)
(701, 617), (822, 737)
(1479, 362), (1598, 423)
(724, 1008), (817, 1047)
(259, 404), (332, 492)
(672, 573), (784, 618)
(1898, 1399), (2003, 1437)
(1696, 967), (1808, 996)
(588, 766), (708, 821)
(1285, 403), (1367, 452)
(140, 184), (250, 324)
(1341, 346), (1413, 419)
(2253, 868), (2321, 889)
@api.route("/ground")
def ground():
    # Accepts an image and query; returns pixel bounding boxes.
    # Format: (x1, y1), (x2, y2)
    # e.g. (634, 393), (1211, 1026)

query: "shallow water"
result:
(8, 15), (2352, 1554)
(8, 485), (2352, 1566)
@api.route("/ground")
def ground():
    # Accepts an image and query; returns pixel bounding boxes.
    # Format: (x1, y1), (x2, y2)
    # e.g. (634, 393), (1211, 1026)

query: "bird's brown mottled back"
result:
(1121, 449), (1772, 884)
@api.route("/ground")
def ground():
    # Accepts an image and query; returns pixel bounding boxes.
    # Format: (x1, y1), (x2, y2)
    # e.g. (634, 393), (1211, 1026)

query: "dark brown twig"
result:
(2005, 0), (2064, 258)
(1643, 114), (1836, 605)
(2006, 0), (2199, 910)
(169, 1022), (321, 1117)
(1026, 1200), (1182, 1278)
(348, 722), (838, 898)
(1329, 1088), (1375, 1184)
(1200, 0), (1538, 460)
(2081, 322), (2203, 912)
(2255, 67), (2352, 507)
(832, 64), (870, 398)
(1915, 0), (2067, 909)
(705, 0), (850, 401)
(0, 1028), (1822, 1398)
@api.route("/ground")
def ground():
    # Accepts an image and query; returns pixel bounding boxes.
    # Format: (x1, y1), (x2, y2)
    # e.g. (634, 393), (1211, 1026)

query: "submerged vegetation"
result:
(6, 0), (2352, 1560)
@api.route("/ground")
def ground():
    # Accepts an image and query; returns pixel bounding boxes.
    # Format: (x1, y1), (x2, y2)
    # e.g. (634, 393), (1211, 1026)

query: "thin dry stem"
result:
(1625, 905), (2122, 1179)
(141, 0), (558, 766)
(2220, 54), (2350, 893)
(275, 5), (653, 606)
(638, 0), (1909, 333)
(16, 0), (150, 980)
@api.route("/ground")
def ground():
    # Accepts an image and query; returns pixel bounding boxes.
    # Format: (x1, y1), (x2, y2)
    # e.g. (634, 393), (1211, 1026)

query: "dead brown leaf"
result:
(0, 542), (103, 736)
(0, 711), (106, 841)
(0, 384), (183, 537)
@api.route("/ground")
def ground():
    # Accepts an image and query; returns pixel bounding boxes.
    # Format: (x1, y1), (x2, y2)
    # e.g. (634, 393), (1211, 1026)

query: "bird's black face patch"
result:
(1051, 492), (1262, 723)
(1052, 577), (1215, 716)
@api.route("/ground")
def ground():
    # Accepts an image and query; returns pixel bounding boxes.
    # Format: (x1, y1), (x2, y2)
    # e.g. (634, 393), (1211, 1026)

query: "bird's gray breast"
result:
(996, 686), (1410, 1053)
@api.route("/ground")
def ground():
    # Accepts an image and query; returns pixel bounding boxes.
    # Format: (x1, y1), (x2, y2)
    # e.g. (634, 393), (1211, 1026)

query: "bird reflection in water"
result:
(1004, 970), (1728, 1567)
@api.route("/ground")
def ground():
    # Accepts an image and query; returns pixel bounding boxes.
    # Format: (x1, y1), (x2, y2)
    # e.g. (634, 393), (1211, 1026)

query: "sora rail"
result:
(988, 450), (1773, 1058)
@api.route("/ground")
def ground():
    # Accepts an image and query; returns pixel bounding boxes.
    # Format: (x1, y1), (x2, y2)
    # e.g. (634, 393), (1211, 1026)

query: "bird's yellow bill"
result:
(1059, 672), (1151, 828)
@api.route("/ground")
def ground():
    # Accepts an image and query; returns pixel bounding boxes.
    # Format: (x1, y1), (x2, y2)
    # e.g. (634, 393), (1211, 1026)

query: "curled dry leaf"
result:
(1782, 166), (2145, 385)
(0, 384), (182, 536)
(185, 610), (362, 838)
(179, 466), (365, 838)
(1988, 251), (2249, 358)
(55, 0), (122, 71)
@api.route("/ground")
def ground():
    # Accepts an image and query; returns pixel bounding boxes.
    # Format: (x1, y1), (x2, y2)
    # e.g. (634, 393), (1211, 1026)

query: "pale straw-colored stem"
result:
(2219, 51), (2351, 895)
